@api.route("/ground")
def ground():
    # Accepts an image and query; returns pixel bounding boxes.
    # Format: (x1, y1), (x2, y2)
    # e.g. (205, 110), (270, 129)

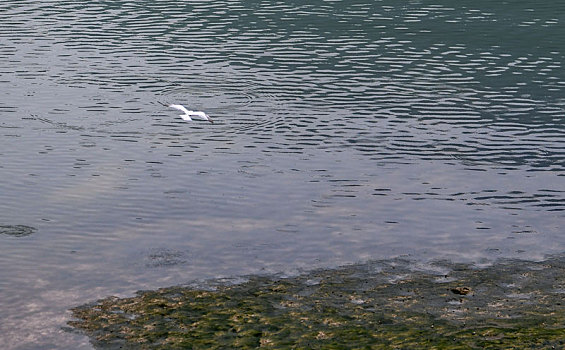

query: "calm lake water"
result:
(1, 0), (563, 348)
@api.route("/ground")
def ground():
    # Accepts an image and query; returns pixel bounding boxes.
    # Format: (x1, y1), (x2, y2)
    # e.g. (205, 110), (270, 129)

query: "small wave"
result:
(0, 225), (36, 237)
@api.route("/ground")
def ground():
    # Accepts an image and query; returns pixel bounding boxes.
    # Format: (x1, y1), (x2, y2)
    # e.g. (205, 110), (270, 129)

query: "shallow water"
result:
(0, 0), (563, 348)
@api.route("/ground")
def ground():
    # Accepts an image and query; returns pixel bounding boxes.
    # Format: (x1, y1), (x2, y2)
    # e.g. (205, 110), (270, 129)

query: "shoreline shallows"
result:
(70, 254), (565, 349)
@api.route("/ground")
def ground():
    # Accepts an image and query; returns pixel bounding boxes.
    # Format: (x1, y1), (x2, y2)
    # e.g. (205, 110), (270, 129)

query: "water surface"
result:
(0, 0), (563, 348)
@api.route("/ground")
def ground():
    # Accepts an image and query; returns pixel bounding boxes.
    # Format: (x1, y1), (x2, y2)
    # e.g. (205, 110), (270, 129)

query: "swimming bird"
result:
(169, 104), (213, 123)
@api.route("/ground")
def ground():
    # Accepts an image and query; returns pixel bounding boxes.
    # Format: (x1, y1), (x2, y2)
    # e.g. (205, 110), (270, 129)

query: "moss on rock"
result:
(70, 255), (565, 349)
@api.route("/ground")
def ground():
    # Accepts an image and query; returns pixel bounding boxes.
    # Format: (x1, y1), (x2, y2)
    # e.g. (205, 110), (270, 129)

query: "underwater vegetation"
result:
(70, 255), (565, 349)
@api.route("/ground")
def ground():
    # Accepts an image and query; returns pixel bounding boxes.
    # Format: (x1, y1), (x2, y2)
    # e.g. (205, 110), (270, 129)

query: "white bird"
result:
(169, 104), (213, 123)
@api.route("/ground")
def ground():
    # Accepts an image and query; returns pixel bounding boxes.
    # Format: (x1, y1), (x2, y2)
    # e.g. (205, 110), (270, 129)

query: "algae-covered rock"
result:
(70, 255), (565, 349)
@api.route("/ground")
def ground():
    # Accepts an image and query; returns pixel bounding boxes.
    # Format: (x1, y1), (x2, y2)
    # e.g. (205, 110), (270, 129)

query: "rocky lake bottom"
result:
(69, 254), (565, 349)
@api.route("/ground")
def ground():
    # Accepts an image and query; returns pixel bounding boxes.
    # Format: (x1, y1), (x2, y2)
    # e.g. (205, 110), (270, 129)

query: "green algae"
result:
(70, 255), (565, 349)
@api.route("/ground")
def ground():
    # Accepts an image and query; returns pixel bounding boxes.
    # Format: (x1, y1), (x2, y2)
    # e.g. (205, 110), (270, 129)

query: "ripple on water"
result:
(0, 225), (36, 237)
(156, 78), (288, 133)
(2, 0), (562, 171)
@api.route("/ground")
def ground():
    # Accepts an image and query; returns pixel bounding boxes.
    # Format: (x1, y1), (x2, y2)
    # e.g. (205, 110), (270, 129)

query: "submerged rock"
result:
(69, 255), (565, 349)
(450, 286), (471, 295)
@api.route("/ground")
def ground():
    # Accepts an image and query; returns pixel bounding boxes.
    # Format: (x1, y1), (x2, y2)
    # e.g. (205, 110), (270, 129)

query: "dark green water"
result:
(0, 1), (563, 348)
